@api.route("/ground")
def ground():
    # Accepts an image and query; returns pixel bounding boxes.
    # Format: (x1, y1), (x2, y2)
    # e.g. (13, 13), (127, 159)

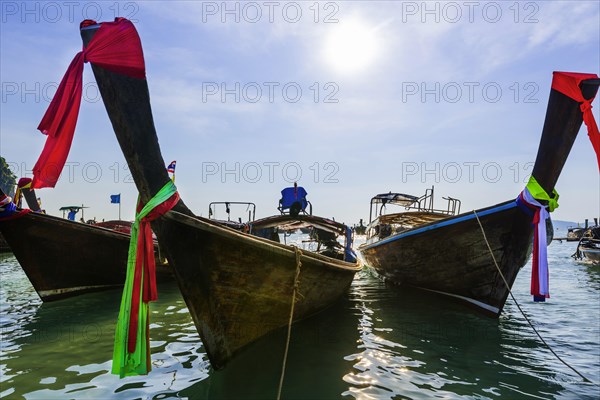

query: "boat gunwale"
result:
(165, 210), (361, 271)
(359, 199), (518, 251)
(0, 210), (133, 240)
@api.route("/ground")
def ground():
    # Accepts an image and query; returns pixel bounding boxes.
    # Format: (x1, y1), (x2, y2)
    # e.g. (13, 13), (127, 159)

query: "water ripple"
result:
(0, 239), (598, 399)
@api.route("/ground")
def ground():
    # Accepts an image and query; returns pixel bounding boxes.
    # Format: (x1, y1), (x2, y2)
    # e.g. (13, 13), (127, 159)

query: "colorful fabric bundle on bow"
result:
(112, 180), (179, 377)
(32, 18), (145, 189)
(551, 71), (600, 170)
(517, 176), (558, 302)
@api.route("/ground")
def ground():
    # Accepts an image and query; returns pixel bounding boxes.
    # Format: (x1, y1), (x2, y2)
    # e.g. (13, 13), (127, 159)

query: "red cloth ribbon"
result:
(551, 71), (600, 170)
(17, 177), (32, 187)
(127, 191), (180, 353)
(32, 18), (145, 189)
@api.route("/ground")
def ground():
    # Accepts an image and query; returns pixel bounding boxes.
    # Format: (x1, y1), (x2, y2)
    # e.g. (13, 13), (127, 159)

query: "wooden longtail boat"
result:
(574, 225), (600, 265)
(567, 226), (586, 241)
(0, 183), (169, 301)
(359, 75), (600, 317)
(0, 210), (169, 301)
(80, 21), (361, 370)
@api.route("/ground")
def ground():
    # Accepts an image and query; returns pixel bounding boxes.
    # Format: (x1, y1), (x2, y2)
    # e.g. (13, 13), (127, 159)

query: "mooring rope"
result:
(276, 246), (303, 400)
(473, 210), (596, 385)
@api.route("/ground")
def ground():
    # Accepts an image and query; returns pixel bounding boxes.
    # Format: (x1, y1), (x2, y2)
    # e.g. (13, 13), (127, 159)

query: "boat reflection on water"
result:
(341, 270), (573, 399)
(0, 277), (208, 400)
(582, 264), (600, 290)
(181, 269), (582, 399)
(181, 293), (360, 399)
(1, 253), (598, 399)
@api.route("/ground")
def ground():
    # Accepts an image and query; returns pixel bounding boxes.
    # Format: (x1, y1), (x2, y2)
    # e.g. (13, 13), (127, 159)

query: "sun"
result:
(323, 18), (379, 75)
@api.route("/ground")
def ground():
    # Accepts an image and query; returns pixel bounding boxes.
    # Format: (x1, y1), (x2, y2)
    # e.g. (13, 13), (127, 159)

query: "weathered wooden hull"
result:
(80, 21), (361, 369)
(163, 211), (360, 369)
(0, 212), (170, 301)
(360, 201), (533, 316)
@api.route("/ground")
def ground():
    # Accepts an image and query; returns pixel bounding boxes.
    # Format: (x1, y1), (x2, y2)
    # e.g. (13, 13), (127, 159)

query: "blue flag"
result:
(110, 194), (121, 204)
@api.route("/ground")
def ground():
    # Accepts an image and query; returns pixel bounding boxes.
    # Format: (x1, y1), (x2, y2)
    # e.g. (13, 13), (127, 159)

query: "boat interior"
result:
(366, 186), (461, 242)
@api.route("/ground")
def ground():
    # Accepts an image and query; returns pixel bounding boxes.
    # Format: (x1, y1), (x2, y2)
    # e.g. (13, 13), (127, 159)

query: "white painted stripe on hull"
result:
(38, 284), (120, 298)
(419, 287), (500, 314)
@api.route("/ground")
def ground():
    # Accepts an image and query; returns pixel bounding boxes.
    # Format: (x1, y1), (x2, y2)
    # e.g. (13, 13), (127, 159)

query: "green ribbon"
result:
(526, 175), (559, 212)
(112, 180), (177, 378)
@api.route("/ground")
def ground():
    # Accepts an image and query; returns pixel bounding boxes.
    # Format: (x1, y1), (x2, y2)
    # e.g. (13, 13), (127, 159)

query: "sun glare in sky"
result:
(323, 18), (380, 75)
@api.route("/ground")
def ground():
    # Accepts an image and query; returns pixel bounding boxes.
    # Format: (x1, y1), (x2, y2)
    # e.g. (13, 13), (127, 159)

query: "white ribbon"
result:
(522, 187), (550, 296)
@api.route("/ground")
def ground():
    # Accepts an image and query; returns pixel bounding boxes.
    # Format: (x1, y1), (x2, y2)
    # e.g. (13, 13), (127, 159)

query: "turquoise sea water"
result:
(0, 240), (599, 399)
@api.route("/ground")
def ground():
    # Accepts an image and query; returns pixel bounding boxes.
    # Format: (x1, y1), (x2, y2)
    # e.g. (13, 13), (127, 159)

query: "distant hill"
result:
(553, 220), (578, 231)
(555, 218), (598, 229)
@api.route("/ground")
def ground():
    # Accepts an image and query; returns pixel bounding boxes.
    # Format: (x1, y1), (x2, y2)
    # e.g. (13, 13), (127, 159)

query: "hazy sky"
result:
(1, 1), (599, 225)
